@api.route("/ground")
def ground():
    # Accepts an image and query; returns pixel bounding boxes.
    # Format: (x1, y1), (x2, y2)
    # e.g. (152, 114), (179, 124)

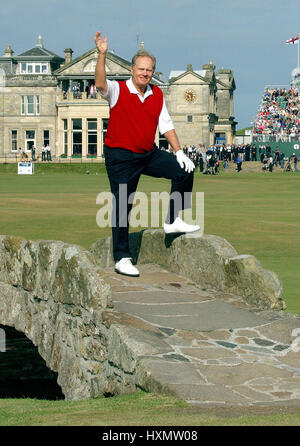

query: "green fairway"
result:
(0, 163), (299, 314)
(0, 392), (299, 426)
(0, 163), (300, 426)
(1, 392), (300, 426)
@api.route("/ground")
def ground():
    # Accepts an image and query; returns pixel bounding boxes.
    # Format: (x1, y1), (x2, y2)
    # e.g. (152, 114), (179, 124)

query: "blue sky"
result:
(1, 0), (300, 129)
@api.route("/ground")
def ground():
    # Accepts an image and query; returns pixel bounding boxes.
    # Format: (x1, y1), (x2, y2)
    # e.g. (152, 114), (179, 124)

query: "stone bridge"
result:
(1, 231), (300, 406)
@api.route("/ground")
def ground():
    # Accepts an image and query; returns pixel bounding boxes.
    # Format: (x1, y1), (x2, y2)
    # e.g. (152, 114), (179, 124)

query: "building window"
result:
(43, 130), (50, 146)
(21, 96), (40, 115)
(72, 119), (82, 155)
(102, 118), (109, 150)
(63, 119), (68, 155)
(27, 96), (34, 115)
(20, 63), (48, 74)
(87, 119), (97, 155)
(83, 59), (98, 72)
(187, 115), (193, 123)
(36, 96), (40, 115)
(11, 130), (18, 152)
(25, 130), (35, 152)
(215, 133), (226, 144)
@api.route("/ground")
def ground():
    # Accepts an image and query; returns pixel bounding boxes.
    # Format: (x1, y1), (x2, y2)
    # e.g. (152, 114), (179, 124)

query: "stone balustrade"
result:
(56, 91), (104, 102)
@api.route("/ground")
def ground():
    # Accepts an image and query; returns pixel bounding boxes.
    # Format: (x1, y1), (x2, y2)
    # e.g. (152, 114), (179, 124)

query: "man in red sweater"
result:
(94, 31), (200, 277)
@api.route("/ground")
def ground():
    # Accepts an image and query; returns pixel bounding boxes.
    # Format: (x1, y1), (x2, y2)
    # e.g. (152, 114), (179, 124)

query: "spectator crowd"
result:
(253, 86), (300, 140)
(161, 143), (299, 174)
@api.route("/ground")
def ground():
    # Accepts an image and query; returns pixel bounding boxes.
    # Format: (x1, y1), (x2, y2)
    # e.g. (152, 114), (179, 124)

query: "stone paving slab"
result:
(167, 384), (250, 406)
(140, 358), (206, 385)
(104, 264), (300, 407)
(109, 270), (188, 285)
(256, 319), (300, 345)
(114, 300), (267, 331)
(113, 290), (212, 304)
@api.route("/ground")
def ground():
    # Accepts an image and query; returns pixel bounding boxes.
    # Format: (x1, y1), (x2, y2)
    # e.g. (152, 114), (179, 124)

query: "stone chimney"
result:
(202, 60), (216, 71)
(217, 68), (233, 84)
(4, 44), (13, 57)
(64, 48), (73, 65)
(36, 35), (44, 48)
(155, 71), (164, 81)
(218, 68), (233, 76)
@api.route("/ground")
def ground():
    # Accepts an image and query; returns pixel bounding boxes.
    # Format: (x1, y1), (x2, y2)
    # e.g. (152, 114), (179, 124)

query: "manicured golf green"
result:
(0, 163), (299, 313)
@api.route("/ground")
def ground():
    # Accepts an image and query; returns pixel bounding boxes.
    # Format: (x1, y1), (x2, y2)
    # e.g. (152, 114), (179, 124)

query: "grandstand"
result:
(251, 69), (300, 157)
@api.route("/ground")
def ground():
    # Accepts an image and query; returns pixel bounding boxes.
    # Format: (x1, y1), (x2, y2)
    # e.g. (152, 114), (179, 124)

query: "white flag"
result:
(286, 36), (299, 45)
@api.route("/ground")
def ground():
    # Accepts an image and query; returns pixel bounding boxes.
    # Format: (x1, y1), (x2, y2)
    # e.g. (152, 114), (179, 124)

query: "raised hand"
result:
(94, 31), (108, 55)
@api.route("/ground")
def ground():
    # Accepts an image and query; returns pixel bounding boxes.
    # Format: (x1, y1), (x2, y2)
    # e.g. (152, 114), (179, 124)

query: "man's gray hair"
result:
(131, 50), (156, 71)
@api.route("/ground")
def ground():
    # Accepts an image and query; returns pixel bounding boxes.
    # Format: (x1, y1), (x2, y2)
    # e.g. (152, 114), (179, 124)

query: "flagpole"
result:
(297, 33), (300, 73)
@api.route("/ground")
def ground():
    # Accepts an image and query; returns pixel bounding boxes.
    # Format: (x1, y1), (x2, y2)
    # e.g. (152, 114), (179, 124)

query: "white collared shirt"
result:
(98, 78), (174, 135)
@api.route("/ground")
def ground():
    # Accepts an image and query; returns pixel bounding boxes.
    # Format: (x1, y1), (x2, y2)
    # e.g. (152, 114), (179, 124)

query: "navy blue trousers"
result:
(104, 146), (194, 262)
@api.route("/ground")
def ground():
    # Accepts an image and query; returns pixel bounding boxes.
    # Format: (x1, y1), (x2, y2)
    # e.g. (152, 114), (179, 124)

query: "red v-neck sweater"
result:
(104, 81), (163, 153)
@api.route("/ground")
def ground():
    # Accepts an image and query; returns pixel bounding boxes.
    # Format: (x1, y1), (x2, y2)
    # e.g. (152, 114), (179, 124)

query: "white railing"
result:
(56, 91), (104, 101)
(0, 153), (105, 164)
(252, 134), (300, 143)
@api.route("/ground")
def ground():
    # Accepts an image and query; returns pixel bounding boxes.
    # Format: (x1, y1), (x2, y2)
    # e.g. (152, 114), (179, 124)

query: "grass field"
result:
(1, 391), (300, 426)
(0, 162), (300, 427)
(0, 162), (299, 313)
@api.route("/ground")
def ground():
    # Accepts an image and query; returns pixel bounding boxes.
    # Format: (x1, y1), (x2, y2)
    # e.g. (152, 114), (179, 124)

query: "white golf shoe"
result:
(163, 216), (200, 234)
(115, 258), (140, 277)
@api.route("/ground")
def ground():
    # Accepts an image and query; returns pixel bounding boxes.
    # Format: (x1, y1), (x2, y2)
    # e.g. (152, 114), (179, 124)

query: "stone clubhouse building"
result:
(0, 36), (237, 160)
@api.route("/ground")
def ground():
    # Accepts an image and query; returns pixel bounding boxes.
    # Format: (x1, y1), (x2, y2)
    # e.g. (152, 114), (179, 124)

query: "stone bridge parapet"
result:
(0, 235), (112, 400)
(0, 231), (287, 402)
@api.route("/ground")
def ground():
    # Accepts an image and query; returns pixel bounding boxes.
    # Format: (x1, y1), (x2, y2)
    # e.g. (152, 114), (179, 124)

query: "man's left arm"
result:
(163, 129), (181, 153)
(159, 101), (195, 173)
(163, 129), (195, 173)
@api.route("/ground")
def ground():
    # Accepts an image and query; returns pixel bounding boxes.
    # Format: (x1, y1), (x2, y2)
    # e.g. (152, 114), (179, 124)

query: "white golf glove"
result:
(175, 150), (195, 173)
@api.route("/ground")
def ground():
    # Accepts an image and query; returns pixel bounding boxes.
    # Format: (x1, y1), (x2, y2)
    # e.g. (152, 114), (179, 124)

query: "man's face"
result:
(131, 57), (154, 91)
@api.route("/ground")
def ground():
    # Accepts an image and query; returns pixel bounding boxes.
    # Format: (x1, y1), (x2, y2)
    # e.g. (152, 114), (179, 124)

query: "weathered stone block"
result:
(0, 235), (113, 400)
(224, 254), (284, 310)
(90, 229), (285, 310)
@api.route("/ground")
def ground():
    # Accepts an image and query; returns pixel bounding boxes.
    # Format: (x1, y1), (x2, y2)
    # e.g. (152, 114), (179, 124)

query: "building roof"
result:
(54, 47), (164, 84)
(17, 46), (62, 59)
(15, 36), (63, 61)
(169, 69), (206, 80)
(54, 47), (131, 75)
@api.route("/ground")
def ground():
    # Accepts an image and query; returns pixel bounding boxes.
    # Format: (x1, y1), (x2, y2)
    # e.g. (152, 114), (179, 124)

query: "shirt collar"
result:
(126, 77), (153, 99)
